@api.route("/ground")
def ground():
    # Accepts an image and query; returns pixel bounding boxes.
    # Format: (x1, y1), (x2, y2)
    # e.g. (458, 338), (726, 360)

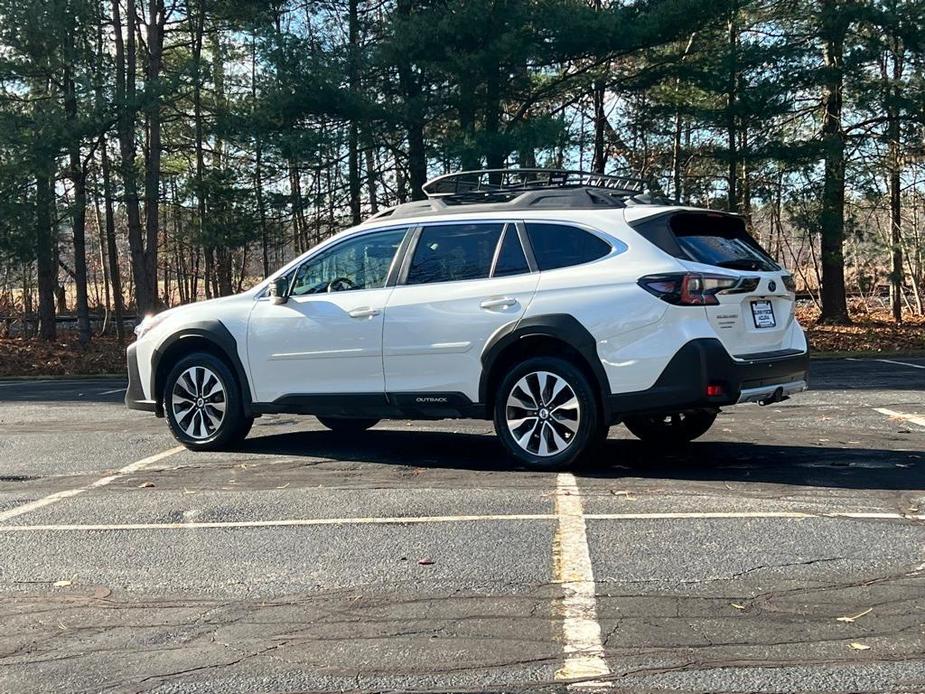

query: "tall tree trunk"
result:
(142, 0), (165, 310)
(725, 8), (739, 212)
(251, 31), (270, 276)
(818, 0), (850, 324)
(365, 146), (379, 214)
(35, 162), (57, 341)
(112, 0), (150, 314)
(347, 0), (361, 224)
(887, 41), (904, 324)
(592, 79), (607, 174)
(395, 0), (427, 197)
(100, 140), (125, 343)
(64, 63), (91, 345)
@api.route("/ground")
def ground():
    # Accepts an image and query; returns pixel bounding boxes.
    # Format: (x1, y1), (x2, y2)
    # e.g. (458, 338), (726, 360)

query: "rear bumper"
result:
(607, 338), (809, 418)
(125, 343), (157, 413)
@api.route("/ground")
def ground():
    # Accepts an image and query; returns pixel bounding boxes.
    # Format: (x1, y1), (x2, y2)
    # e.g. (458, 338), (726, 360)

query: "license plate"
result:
(751, 300), (776, 329)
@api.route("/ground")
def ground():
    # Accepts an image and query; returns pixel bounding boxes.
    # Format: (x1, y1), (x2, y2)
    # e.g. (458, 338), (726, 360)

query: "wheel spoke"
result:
(516, 418), (541, 451)
(546, 421), (569, 452)
(180, 372), (196, 397)
(180, 408), (198, 437)
(509, 384), (537, 409)
(551, 410), (579, 434)
(526, 373), (544, 406)
(508, 415), (538, 431)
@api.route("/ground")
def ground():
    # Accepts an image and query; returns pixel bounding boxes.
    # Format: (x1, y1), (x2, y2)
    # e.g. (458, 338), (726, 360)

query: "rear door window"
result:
(405, 222), (505, 284)
(525, 223), (611, 271)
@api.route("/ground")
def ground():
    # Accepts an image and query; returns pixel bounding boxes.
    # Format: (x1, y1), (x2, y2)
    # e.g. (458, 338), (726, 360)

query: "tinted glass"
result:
(492, 226), (530, 277)
(406, 223), (504, 284)
(675, 233), (779, 272)
(525, 223), (611, 271)
(290, 228), (407, 295)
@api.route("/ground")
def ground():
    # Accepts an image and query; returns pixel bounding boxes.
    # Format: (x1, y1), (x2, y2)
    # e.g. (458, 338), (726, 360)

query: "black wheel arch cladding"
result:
(479, 313), (610, 413)
(151, 320), (253, 416)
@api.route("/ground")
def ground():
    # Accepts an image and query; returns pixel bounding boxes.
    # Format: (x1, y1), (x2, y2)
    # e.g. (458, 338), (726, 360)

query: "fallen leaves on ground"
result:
(797, 303), (925, 354)
(0, 333), (129, 377)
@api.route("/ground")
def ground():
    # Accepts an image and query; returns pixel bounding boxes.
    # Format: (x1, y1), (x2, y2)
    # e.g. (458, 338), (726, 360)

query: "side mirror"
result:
(268, 277), (289, 305)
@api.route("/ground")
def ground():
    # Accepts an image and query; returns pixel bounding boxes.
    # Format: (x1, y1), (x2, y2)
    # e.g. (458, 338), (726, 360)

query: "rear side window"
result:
(406, 223), (504, 284)
(492, 226), (530, 277)
(525, 223), (611, 271)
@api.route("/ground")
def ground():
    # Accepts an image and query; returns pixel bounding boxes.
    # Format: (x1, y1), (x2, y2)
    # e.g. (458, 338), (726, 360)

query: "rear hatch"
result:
(629, 209), (796, 357)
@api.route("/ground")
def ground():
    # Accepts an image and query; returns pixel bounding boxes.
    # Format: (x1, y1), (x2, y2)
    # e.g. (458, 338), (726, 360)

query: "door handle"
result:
(480, 297), (518, 310)
(348, 307), (381, 319)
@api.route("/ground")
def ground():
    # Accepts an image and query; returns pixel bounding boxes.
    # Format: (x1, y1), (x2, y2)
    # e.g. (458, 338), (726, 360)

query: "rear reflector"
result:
(706, 384), (724, 397)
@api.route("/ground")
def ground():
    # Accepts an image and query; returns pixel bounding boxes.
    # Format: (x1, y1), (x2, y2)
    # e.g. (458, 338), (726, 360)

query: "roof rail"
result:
(422, 168), (649, 201)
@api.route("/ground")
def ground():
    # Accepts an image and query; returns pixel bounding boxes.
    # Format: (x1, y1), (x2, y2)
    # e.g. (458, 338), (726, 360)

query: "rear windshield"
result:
(632, 211), (779, 272)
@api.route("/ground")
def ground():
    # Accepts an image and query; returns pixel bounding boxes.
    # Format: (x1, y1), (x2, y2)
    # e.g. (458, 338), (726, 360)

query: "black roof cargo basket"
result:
(422, 168), (649, 202)
(368, 168), (668, 221)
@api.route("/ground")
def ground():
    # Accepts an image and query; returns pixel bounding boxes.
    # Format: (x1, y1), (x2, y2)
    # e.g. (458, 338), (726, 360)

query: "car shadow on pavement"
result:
(237, 429), (925, 491)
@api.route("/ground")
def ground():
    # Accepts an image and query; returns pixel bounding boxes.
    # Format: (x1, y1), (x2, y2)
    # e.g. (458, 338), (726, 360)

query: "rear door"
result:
(382, 221), (539, 401)
(632, 210), (797, 356)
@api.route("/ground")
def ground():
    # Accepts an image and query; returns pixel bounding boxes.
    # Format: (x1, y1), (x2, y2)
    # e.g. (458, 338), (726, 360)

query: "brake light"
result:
(638, 273), (739, 306)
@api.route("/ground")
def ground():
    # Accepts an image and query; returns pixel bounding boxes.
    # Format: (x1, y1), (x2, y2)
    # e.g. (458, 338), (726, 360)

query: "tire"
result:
(317, 416), (380, 433)
(163, 351), (253, 451)
(493, 356), (600, 470)
(623, 409), (718, 445)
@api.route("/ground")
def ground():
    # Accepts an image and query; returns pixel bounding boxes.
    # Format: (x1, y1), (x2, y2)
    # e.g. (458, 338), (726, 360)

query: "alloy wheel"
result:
(171, 366), (226, 440)
(505, 371), (581, 457)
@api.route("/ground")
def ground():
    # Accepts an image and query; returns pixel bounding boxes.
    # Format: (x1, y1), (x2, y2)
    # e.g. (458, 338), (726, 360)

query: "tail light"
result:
(638, 273), (740, 306)
(781, 274), (796, 292)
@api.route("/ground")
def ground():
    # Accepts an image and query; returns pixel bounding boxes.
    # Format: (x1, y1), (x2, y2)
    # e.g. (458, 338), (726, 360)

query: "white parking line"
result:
(849, 357), (925, 370)
(99, 388), (126, 395)
(553, 473), (610, 688)
(874, 407), (925, 429)
(0, 514), (555, 531)
(0, 509), (921, 532)
(0, 446), (184, 523)
(872, 358), (925, 370)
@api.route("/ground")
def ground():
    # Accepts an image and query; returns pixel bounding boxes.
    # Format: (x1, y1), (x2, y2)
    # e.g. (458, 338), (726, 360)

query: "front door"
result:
(247, 227), (409, 403)
(382, 221), (539, 402)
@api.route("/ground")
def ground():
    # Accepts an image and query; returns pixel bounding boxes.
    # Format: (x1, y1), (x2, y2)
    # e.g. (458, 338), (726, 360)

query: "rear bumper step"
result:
(607, 338), (809, 419)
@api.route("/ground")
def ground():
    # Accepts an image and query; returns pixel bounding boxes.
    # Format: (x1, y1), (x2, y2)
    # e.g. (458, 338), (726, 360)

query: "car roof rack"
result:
(422, 168), (649, 201)
(367, 168), (666, 222)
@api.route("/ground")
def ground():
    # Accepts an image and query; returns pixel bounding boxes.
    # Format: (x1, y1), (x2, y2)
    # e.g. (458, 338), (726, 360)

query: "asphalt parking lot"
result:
(0, 357), (923, 693)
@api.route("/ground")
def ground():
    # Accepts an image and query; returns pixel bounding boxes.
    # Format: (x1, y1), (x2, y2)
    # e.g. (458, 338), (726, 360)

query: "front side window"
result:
(290, 228), (407, 295)
(405, 223), (505, 284)
(525, 223), (612, 271)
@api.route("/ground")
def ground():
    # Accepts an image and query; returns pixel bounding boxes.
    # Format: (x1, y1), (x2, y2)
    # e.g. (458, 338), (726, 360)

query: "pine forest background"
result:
(2, 0), (925, 351)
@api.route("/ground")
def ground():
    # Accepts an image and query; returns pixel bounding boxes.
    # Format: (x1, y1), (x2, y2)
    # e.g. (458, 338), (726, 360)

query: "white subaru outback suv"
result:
(126, 169), (808, 469)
